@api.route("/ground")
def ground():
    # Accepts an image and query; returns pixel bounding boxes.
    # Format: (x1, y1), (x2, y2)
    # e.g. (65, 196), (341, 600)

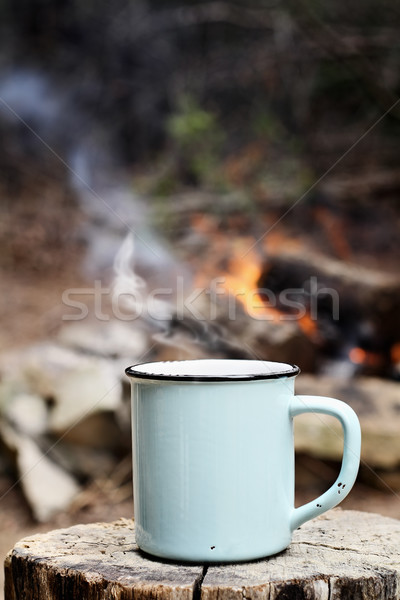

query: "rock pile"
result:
(0, 320), (148, 521)
(1, 317), (399, 522)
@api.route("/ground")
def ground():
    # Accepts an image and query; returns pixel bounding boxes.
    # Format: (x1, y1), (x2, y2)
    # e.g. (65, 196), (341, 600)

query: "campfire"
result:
(0, 189), (400, 529)
(1, 175), (400, 529)
(112, 201), (400, 381)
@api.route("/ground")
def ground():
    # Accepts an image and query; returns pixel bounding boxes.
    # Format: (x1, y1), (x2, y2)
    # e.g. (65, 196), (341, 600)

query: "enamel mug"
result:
(125, 359), (361, 562)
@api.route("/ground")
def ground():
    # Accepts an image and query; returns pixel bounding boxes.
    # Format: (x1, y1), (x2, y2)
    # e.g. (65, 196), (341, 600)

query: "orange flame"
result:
(224, 245), (281, 320)
(189, 219), (317, 334)
(298, 313), (317, 336)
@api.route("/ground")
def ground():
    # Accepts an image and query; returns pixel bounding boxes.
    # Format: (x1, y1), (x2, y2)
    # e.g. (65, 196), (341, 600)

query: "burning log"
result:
(113, 235), (318, 371)
(150, 291), (317, 372)
(259, 250), (400, 376)
(154, 314), (254, 360)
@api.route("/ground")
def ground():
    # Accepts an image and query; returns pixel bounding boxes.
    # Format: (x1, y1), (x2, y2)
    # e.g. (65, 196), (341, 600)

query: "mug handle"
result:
(289, 395), (361, 531)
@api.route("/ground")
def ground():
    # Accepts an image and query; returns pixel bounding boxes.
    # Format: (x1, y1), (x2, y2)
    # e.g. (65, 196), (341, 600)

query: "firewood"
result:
(261, 250), (400, 371)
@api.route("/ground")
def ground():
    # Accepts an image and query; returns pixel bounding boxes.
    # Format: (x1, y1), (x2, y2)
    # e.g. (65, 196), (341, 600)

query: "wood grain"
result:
(5, 510), (400, 599)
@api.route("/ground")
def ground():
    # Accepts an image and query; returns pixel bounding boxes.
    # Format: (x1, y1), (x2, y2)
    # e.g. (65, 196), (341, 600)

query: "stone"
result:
(0, 422), (80, 522)
(15, 343), (122, 434)
(47, 361), (121, 433)
(1, 392), (48, 437)
(57, 320), (148, 359)
(294, 374), (400, 469)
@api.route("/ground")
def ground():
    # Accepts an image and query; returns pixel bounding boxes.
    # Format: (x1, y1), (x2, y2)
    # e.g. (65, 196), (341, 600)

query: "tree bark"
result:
(5, 510), (400, 600)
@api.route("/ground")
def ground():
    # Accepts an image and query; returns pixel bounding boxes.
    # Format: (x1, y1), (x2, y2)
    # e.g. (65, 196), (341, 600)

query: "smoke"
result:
(113, 233), (174, 324)
(0, 67), (249, 360)
(0, 67), (181, 281)
(112, 233), (252, 359)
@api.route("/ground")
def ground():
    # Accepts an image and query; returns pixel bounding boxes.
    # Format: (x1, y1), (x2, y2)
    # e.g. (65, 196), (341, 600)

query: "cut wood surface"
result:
(5, 510), (400, 599)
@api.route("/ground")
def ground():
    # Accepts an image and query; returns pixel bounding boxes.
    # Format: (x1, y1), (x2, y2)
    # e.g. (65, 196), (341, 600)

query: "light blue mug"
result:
(125, 359), (361, 563)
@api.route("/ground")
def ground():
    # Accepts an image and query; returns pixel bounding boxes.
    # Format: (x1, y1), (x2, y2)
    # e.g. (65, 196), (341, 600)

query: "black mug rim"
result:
(125, 358), (300, 382)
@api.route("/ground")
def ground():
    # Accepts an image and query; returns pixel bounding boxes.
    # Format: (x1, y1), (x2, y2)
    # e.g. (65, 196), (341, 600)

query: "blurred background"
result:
(0, 0), (400, 593)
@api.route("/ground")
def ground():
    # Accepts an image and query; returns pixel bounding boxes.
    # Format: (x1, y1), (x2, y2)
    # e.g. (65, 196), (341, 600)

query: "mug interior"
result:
(125, 359), (300, 381)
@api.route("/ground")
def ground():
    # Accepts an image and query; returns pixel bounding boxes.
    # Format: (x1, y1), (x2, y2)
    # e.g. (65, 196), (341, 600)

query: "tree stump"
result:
(4, 510), (400, 600)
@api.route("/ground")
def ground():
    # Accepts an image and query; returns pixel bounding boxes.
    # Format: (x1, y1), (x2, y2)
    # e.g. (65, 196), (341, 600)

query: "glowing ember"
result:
(349, 347), (367, 364)
(349, 347), (382, 367)
(391, 342), (400, 364)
